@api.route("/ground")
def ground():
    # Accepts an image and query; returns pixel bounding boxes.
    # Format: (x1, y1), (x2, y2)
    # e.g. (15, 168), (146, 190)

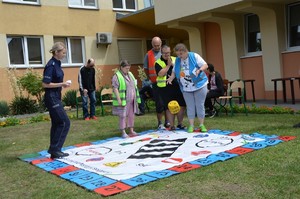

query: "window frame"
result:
(143, 0), (153, 8)
(112, 0), (137, 12)
(287, 2), (300, 51)
(244, 13), (262, 56)
(68, 0), (98, 10)
(2, 0), (40, 5)
(7, 35), (44, 68)
(53, 36), (85, 67)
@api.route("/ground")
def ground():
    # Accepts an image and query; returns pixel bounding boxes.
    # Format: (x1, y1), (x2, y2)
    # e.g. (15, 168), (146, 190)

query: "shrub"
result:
(4, 117), (20, 127)
(9, 96), (38, 115)
(62, 89), (77, 107)
(18, 69), (44, 105)
(0, 101), (10, 116)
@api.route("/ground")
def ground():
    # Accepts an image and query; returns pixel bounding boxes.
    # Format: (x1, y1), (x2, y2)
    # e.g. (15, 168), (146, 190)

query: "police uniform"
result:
(43, 57), (70, 155)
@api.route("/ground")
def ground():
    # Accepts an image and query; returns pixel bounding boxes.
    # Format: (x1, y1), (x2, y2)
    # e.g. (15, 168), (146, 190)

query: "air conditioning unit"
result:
(96, 32), (112, 44)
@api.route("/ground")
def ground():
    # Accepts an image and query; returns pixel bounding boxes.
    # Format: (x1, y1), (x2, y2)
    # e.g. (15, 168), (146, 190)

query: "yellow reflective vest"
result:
(112, 70), (141, 106)
(156, 56), (176, 87)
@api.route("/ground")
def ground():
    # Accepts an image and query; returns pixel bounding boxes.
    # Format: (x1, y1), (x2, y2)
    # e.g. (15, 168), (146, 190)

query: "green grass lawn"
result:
(0, 112), (299, 199)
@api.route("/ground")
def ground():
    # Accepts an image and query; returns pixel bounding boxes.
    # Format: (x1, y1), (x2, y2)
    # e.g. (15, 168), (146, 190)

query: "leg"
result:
(80, 91), (89, 119)
(89, 90), (97, 118)
(195, 86), (208, 132)
(182, 91), (196, 132)
(47, 99), (70, 154)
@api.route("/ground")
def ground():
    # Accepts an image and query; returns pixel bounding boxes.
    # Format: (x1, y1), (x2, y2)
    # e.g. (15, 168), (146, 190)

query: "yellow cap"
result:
(168, 100), (180, 115)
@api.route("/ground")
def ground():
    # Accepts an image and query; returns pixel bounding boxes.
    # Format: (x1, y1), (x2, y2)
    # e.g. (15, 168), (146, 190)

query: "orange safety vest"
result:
(147, 49), (157, 83)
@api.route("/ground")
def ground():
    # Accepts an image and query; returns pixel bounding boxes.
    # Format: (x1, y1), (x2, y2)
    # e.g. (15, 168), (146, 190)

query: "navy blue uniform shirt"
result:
(43, 57), (64, 93)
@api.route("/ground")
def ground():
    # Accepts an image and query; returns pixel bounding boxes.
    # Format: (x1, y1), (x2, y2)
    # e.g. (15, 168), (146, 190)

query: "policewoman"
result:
(112, 60), (141, 138)
(42, 42), (71, 159)
(155, 45), (186, 130)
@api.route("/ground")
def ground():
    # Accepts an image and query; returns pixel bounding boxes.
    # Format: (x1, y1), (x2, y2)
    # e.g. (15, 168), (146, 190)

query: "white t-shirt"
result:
(173, 53), (207, 92)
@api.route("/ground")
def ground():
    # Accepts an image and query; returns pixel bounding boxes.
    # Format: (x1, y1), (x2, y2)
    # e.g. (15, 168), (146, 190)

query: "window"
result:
(287, 2), (300, 49)
(3, 0), (40, 5)
(245, 14), (262, 53)
(144, 0), (153, 8)
(118, 40), (143, 64)
(68, 0), (98, 9)
(54, 37), (84, 66)
(113, 0), (136, 11)
(7, 36), (44, 68)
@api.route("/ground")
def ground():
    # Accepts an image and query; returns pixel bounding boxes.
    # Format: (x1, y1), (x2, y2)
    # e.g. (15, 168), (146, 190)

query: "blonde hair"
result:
(49, 42), (66, 55)
(174, 43), (188, 52)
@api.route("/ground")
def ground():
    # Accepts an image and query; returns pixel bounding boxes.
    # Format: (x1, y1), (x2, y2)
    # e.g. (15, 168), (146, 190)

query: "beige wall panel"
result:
(0, 34), (9, 68)
(154, 0), (243, 24)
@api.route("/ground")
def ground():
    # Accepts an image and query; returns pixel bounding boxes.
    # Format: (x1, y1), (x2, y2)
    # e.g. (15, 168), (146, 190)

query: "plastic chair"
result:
(100, 87), (113, 116)
(227, 79), (248, 116)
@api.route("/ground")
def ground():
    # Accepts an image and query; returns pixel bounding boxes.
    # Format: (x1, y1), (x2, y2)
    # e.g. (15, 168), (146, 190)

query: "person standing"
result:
(168, 43), (208, 133)
(144, 36), (168, 129)
(205, 63), (224, 118)
(112, 60), (141, 138)
(42, 42), (71, 159)
(155, 45), (186, 130)
(78, 58), (97, 121)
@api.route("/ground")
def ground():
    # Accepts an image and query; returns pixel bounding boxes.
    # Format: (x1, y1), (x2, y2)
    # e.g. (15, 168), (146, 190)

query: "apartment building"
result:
(1, 0), (300, 103)
(0, 0), (187, 102)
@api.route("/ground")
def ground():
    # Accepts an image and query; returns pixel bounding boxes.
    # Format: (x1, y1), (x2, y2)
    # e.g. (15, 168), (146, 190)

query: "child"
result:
(112, 60), (141, 138)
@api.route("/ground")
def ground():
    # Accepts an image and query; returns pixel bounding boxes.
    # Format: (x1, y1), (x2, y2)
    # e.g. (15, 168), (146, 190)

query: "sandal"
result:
(128, 132), (138, 137)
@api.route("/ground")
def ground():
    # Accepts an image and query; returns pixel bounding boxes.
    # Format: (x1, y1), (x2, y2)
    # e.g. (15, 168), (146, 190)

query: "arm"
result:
(42, 82), (70, 88)
(167, 71), (175, 85)
(112, 75), (122, 106)
(156, 58), (172, 77)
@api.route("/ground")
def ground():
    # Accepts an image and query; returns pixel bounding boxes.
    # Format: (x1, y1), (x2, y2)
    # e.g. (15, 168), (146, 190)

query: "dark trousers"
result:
(138, 85), (153, 113)
(45, 91), (70, 153)
(205, 90), (222, 111)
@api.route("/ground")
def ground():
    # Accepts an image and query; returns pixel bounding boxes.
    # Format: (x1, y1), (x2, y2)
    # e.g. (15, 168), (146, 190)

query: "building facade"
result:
(1, 0), (300, 103)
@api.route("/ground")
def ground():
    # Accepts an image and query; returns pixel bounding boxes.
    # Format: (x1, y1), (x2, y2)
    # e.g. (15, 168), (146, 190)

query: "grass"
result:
(0, 111), (299, 199)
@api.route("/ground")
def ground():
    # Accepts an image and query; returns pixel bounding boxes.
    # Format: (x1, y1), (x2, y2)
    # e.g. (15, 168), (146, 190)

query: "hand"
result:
(167, 58), (172, 66)
(62, 82), (71, 88)
(166, 75), (173, 85)
(83, 89), (88, 97)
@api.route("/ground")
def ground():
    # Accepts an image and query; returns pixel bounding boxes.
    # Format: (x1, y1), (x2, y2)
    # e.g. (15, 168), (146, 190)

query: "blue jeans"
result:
(81, 90), (96, 118)
(44, 91), (70, 154)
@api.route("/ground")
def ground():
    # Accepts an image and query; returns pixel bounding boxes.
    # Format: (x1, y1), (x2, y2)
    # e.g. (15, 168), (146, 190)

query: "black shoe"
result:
(135, 112), (145, 116)
(293, 123), (300, 128)
(177, 124), (186, 130)
(50, 151), (69, 159)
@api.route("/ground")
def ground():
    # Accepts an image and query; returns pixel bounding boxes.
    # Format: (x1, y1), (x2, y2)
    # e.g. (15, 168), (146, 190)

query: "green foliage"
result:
(9, 96), (38, 115)
(0, 101), (10, 116)
(62, 89), (77, 107)
(17, 69), (44, 104)
(29, 114), (46, 123)
(4, 117), (20, 126)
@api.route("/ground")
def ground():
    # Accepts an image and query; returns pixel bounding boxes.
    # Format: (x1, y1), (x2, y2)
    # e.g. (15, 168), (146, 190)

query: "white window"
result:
(113, 0), (136, 11)
(118, 39), (143, 64)
(143, 0), (153, 8)
(2, 0), (40, 5)
(54, 37), (85, 66)
(287, 2), (300, 49)
(245, 14), (262, 54)
(7, 36), (44, 68)
(68, 0), (98, 9)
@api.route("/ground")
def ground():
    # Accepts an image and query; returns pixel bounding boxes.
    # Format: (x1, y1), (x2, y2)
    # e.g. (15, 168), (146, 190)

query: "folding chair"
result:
(100, 87), (113, 116)
(227, 79), (248, 116)
(213, 79), (229, 115)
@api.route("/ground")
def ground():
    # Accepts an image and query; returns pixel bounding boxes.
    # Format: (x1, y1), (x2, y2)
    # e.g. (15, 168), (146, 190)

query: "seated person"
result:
(137, 79), (153, 115)
(205, 63), (224, 118)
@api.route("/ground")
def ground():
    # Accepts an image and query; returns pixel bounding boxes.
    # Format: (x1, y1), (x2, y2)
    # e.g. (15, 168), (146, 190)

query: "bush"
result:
(9, 96), (38, 115)
(62, 89), (77, 107)
(0, 101), (10, 116)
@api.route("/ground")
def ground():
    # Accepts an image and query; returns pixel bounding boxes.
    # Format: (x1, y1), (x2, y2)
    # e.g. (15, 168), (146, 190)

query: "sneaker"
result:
(208, 110), (216, 118)
(199, 125), (207, 132)
(177, 124), (186, 130)
(157, 123), (166, 130)
(187, 125), (194, 133)
(84, 117), (90, 121)
(164, 122), (171, 128)
(90, 116), (98, 120)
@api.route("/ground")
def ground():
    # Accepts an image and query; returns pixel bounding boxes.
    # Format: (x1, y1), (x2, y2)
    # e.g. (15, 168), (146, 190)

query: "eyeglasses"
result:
(162, 52), (171, 54)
